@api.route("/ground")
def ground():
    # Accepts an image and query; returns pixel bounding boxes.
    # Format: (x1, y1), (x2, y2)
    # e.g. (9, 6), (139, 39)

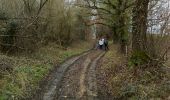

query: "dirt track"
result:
(34, 50), (105, 100)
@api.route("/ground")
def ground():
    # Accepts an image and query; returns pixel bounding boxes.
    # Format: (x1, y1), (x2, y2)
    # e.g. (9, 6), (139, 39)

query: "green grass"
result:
(0, 41), (91, 100)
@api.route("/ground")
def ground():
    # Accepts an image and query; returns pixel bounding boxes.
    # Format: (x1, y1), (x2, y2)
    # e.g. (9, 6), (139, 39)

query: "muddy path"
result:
(34, 50), (105, 100)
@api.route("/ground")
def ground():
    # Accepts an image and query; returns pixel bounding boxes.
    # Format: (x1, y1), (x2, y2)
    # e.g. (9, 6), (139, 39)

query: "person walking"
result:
(104, 37), (109, 51)
(99, 38), (104, 50)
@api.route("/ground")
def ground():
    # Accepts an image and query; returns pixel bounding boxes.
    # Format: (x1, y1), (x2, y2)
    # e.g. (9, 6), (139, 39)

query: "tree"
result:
(0, 0), (90, 54)
(81, 0), (133, 53)
(131, 0), (170, 67)
(132, 0), (149, 52)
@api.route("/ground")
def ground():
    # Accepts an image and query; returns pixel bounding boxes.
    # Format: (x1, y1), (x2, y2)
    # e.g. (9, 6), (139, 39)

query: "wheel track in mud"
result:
(85, 52), (105, 99)
(55, 50), (105, 100)
(42, 50), (92, 100)
(34, 50), (105, 100)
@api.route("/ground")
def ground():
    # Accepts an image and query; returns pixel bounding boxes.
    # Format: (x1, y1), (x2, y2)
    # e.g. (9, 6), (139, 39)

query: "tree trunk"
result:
(132, 0), (149, 52)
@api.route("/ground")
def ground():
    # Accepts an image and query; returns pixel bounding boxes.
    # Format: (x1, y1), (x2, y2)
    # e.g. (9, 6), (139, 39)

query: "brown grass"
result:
(165, 50), (170, 67)
(97, 43), (170, 99)
(96, 44), (126, 97)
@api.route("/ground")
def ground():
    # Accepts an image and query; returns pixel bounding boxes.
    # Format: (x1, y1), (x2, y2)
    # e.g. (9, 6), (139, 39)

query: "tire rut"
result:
(55, 50), (105, 100)
(41, 50), (91, 100)
(35, 50), (105, 100)
(86, 52), (105, 99)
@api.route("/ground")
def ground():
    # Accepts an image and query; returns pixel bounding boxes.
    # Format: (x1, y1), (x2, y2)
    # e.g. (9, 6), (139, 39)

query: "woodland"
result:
(0, 0), (169, 99)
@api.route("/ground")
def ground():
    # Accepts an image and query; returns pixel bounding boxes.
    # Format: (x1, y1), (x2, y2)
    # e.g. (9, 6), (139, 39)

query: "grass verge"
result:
(0, 41), (92, 100)
(97, 44), (170, 100)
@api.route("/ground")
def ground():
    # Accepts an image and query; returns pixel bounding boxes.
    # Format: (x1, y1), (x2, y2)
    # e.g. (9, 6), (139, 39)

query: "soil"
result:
(33, 50), (106, 100)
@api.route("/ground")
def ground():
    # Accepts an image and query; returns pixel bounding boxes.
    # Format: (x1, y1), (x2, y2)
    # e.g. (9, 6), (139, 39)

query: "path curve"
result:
(34, 50), (105, 100)
(43, 51), (91, 100)
(55, 50), (105, 100)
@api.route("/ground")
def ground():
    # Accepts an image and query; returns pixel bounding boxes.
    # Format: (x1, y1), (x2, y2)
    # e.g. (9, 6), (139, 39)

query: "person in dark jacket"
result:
(104, 37), (109, 51)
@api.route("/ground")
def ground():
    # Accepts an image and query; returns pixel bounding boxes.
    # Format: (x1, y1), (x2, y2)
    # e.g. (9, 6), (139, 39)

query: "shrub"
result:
(0, 21), (18, 54)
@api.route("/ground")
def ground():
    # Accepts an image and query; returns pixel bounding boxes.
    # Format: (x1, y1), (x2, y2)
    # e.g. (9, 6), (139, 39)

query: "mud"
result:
(34, 50), (105, 100)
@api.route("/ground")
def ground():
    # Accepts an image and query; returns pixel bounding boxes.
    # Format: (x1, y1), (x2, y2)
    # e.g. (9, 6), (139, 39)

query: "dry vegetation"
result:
(97, 44), (126, 97)
(97, 43), (170, 99)
(165, 38), (170, 67)
(167, 52), (170, 67)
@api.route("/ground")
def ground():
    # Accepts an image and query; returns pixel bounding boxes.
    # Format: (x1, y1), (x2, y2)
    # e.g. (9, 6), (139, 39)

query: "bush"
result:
(0, 21), (18, 54)
(129, 50), (150, 67)
(0, 11), (7, 20)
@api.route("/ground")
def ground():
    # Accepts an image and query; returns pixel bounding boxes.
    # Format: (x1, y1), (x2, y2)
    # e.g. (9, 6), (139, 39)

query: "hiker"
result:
(98, 38), (104, 50)
(104, 37), (109, 51)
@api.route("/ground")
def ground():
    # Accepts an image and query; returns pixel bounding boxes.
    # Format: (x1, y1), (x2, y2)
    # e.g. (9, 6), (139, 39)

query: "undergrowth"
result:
(99, 44), (170, 100)
(0, 41), (91, 100)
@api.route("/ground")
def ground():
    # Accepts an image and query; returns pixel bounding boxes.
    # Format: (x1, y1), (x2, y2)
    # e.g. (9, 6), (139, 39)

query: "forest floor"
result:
(97, 45), (170, 99)
(0, 41), (92, 100)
